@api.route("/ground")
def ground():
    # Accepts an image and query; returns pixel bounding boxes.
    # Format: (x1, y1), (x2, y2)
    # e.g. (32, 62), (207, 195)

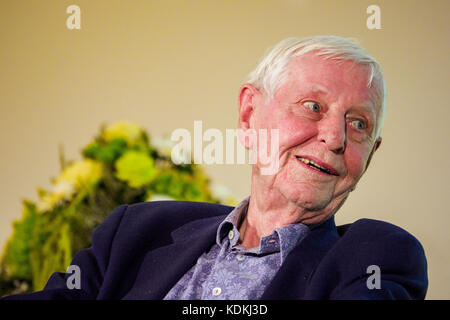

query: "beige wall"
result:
(0, 0), (448, 299)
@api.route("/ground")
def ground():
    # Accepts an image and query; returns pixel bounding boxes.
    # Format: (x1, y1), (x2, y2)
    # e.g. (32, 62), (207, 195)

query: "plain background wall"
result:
(0, 0), (448, 299)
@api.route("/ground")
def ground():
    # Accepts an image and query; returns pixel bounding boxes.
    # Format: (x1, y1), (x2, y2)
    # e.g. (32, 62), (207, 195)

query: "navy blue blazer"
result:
(3, 200), (428, 300)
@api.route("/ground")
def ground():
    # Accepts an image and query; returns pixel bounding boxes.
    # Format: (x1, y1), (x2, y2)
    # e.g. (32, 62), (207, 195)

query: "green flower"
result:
(115, 150), (157, 188)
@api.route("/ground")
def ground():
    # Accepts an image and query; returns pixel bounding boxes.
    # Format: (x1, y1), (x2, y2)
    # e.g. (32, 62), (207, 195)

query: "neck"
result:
(239, 190), (302, 249)
(239, 169), (348, 249)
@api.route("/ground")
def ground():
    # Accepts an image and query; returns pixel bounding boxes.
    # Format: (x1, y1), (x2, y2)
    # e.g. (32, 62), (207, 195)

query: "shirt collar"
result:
(216, 196), (249, 246)
(216, 196), (311, 264)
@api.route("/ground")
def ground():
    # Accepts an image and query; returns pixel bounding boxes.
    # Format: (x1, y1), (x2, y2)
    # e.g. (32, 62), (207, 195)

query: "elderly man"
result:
(3, 36), (427, 300)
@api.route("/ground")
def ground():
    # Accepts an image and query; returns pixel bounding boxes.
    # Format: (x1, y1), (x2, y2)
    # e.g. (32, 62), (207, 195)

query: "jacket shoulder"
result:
(337, 218), (425, 250)
(326, 218), (428, 299)
(106, 200), (232, 246)
(126, 200), (234, 222)
(335, 218), (427, 270)
(93, 200), (233, 240)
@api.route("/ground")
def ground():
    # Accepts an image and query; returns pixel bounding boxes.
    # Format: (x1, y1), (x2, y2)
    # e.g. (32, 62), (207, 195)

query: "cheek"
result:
(277, 114), (316, 151)
(253, 106), (316, 158)
(344, 145), (370, 178)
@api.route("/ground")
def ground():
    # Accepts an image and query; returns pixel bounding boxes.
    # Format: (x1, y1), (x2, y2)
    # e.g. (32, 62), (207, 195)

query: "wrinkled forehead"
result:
(283, 54), (383, 116)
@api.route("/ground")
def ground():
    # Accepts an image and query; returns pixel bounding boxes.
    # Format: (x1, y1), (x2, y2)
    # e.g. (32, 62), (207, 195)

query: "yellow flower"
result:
(37, 193), (61, 213)
(103, 121), (143, 146)
(57, 159), (103, 189)
(37, 183), (74, 213)
(37, 159), (102, 213)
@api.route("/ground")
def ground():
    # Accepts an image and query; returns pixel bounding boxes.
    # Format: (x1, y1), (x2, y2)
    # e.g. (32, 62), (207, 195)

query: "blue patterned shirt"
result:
(164, 197), (310, 300)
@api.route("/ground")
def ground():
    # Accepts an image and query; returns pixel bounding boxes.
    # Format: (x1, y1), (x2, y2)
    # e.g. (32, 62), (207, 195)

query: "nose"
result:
(317, 115), (346, 154)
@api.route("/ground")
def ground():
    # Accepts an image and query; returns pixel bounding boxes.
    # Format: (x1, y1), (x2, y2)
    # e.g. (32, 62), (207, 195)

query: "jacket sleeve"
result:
(329, 221), (428, 300)
(1, 204), (129, 300)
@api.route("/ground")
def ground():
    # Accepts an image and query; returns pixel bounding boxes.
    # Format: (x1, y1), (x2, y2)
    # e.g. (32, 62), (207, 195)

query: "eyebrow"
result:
(298, 83), (377, 109)
(292, 85), (328, 103)
(310, 84), (328, 95)
(312, 85), (376, 113)
(348, 103), (377, 119)
(302, 85), (378, 122)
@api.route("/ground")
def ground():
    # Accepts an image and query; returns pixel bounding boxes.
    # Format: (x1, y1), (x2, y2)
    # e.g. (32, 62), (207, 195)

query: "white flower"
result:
(211, 184), (237, 206)
(152, 135), (191, 164)
(211, 184), (232, 199)
(53, 181), (76, 198)
(146, 194), (175, 202)
(151, 136), (174, 157)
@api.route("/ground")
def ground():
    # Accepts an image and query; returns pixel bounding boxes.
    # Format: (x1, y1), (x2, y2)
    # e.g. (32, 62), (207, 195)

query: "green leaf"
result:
(2, 201), (38, 280)
(83, 139), (127, 163)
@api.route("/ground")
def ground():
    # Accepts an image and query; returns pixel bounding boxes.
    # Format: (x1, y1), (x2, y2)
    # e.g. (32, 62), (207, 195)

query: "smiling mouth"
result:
(295, 156), (337, 176)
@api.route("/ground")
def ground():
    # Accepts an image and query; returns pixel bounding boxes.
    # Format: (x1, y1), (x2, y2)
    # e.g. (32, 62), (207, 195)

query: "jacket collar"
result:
(261, 216), (339, 299)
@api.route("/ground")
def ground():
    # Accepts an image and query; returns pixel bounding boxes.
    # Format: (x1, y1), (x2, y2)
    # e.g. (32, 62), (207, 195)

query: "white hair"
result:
(246, 36), (386, 139)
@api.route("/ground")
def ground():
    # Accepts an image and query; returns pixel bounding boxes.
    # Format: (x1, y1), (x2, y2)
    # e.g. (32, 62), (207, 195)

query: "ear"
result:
(238, 84), (262, 149)
(364, 136), (382, 172)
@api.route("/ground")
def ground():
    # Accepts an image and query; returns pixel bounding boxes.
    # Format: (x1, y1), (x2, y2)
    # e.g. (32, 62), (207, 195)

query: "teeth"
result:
(296, 156), (331, 173)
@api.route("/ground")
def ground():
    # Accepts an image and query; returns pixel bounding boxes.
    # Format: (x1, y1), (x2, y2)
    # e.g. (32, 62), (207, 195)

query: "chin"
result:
(280, 183), (333, 211)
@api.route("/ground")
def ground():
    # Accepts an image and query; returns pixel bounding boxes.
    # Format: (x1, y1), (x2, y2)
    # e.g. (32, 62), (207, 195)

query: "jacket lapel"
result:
(122, 214), (226, 300)
(260, 217), (340, 299)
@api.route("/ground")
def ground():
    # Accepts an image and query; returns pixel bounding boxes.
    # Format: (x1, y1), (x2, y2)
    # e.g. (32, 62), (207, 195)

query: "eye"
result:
(304, 101), (321, 113)
(350, 119), (367, 130)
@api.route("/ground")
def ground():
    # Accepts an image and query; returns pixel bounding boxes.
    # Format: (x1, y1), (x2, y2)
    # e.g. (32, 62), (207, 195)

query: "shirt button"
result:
(228, 230), (234, 240)
(236, 254), (246, 261)
(212, 287), (222, 296)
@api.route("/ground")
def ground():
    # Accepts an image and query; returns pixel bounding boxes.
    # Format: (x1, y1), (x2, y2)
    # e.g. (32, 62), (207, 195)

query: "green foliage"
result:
(2, 201), (37, 281)
(0, 121), (232, 296)
(83, 138), (127, 164)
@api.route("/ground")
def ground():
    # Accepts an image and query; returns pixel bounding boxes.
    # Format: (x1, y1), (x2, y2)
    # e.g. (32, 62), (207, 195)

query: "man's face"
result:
(245, 53), (382, 218)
